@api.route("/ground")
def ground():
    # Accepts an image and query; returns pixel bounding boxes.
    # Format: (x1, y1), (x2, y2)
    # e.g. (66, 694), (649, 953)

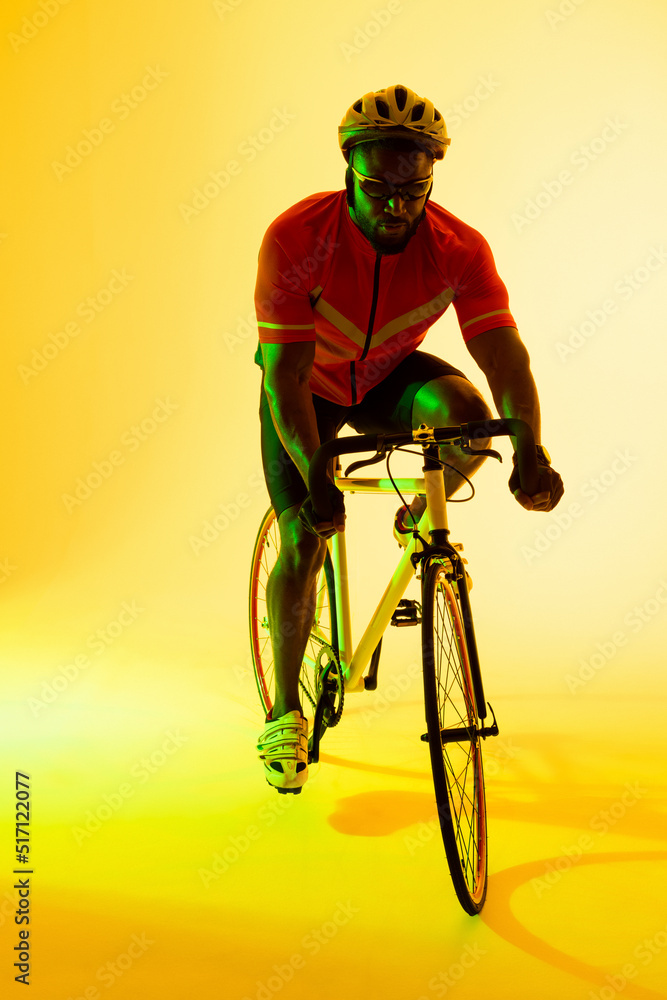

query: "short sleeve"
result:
(254, 224), (316, 345)
(452, 238), (516, 342)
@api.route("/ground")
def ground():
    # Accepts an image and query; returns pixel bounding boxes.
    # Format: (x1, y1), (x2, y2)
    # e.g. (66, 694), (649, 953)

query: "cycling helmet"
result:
(338, 84), (450, 162)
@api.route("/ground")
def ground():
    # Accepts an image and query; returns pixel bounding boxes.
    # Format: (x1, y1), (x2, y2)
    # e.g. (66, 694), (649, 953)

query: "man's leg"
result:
(411, 374), (493, 497)
(259, 385), (343, 719)
(349, 353), (493, 527)
(266, 504), (328, 720)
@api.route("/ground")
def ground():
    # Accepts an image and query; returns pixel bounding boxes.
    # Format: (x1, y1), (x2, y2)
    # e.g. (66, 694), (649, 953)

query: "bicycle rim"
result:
(421, 558), (487, 914)
(249, 507), (337, 733)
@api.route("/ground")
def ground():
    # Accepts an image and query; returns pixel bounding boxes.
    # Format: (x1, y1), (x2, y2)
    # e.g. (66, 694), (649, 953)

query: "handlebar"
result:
(308, 418), (539, 521)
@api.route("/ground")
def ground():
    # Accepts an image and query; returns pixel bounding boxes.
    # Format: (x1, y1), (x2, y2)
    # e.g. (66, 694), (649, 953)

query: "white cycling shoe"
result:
(257, 709), (309, 794)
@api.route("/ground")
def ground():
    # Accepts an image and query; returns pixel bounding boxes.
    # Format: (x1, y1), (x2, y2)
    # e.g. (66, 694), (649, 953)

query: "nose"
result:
(383, 194), (408, 217)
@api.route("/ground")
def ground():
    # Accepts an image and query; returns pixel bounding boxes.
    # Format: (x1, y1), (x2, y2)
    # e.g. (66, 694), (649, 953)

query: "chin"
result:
(351, 205), (424, 255)
(372, 228), (416, 255)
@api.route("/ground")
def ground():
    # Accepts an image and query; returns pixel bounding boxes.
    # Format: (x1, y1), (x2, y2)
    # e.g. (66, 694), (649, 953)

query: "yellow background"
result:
(2, 0), (666, 997)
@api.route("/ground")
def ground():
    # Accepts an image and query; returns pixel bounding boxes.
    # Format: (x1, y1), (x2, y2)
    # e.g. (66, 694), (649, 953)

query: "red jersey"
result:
(255, 190), (516, 406)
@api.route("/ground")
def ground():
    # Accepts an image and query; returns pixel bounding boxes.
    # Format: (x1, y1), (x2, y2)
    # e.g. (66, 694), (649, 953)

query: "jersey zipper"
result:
(350, 251), (382, 405)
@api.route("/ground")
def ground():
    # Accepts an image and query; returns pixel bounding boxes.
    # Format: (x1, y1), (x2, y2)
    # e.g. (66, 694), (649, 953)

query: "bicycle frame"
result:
(329, 464), (448, 695)
(309, 417), (537, 701)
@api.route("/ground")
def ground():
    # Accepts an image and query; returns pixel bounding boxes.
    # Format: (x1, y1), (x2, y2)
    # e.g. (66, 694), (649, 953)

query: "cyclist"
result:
(255, 84), (563, 792)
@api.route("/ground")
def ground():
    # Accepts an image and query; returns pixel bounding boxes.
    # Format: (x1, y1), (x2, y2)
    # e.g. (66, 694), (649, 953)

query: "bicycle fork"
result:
(420, 445), (497, 736)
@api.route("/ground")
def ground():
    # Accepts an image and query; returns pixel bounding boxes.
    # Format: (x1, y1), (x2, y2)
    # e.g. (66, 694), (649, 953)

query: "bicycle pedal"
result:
(391, 599), (422, 627)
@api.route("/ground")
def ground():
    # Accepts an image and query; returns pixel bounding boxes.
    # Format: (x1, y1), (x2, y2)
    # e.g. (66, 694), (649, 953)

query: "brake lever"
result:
(344, 450), (386, 476)
(460, 441), (503, 462)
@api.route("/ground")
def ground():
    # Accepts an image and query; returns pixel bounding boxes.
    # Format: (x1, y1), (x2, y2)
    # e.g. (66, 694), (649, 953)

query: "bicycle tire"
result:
(421, 557), (488, 914)
(249, 506), (338, 737)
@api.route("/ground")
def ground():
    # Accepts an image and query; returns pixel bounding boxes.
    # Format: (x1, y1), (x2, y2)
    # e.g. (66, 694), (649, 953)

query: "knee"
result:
(457, 394), (493, 452)
(278, 516), (327, 577)
(449, 391), (493, 426)
(413, 377), (493, 429)
(416, 381), (493, 453)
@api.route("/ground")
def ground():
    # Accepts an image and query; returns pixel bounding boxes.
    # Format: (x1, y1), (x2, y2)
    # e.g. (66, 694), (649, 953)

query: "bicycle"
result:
(249, 417), (538, 915)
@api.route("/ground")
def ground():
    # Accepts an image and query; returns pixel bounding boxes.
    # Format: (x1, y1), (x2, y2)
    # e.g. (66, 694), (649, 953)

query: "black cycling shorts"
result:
(260, 350), (469, 518)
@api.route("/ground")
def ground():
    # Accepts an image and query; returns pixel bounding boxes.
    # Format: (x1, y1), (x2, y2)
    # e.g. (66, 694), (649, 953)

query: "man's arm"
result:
(465, 326), (541, 441)
(261, 341), (345, 532)
(261, 341), (320, 485)
(466, 326), (563, 511)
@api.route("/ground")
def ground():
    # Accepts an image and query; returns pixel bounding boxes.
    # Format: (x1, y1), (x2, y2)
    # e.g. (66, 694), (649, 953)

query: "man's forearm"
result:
(263, 375), (320, 485)
(467, 327), (543, 446)
(486, 365), (542, 444)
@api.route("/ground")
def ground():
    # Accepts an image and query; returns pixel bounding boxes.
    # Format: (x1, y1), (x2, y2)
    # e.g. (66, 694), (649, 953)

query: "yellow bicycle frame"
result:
(329, 466), (449, 693)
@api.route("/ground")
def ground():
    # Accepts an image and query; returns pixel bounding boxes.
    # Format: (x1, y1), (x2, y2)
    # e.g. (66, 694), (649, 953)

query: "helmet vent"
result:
(339, 86), (449, 161)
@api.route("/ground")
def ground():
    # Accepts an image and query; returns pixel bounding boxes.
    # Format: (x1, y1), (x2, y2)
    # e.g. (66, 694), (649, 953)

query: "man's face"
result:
(347, 146), (434, 255)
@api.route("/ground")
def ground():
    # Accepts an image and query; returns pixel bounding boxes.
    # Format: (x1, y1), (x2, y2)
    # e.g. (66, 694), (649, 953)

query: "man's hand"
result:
(509, 455), (564, 512)
(298, 482), (346, 539)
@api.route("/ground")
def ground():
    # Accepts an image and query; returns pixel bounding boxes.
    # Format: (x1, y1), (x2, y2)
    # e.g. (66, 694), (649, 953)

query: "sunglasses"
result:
(350, 164), (433, 202)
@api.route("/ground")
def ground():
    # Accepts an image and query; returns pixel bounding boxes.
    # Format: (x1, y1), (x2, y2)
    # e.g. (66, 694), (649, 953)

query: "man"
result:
(254, 84), (563, 793)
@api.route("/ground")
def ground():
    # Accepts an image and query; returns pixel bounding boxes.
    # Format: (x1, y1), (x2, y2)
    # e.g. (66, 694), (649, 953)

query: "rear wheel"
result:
(421, 557), (487, 914)
(249, 507), (339, 743)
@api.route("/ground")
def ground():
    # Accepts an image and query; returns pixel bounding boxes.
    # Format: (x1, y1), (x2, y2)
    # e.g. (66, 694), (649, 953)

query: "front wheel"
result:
(421, 557), (488, 914)
(249, 506), (339, 743)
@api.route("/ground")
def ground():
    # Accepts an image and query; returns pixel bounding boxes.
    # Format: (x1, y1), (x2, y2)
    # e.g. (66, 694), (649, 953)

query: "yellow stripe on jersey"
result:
(313, 299), (366, 349)
(461, 309), (512, 330)
(373, 287), (456, 346)
(257, 322), (316, 329)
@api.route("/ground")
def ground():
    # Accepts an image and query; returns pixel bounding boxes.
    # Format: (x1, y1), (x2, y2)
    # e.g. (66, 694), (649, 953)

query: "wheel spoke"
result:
(422, 560), (487, 914)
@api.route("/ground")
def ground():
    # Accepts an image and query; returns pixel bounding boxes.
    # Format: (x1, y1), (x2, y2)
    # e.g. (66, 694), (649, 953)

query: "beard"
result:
(347, 184), (430, 256)
(355, 210), (425, 255)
